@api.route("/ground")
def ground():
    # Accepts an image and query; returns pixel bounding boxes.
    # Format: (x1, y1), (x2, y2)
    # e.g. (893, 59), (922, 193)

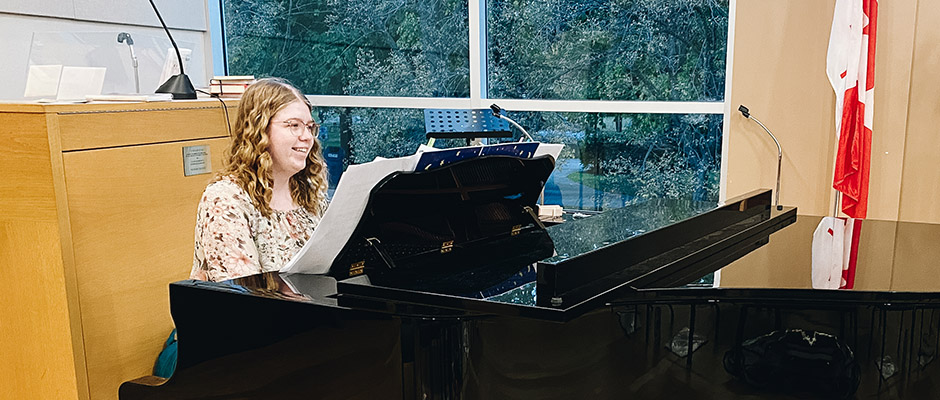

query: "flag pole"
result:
(832, 190), (841, 217)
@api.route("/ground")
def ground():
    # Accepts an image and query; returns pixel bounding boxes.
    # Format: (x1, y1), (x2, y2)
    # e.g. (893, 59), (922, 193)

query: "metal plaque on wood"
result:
(182, 145), (211, 176)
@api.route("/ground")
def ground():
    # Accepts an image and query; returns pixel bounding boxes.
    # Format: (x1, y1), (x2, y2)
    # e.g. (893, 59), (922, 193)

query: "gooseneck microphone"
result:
(739, 105), (783, 210)
(149, 0), (197, 99)
(490, 104), (534, 142)
(117, 32), (140, 93)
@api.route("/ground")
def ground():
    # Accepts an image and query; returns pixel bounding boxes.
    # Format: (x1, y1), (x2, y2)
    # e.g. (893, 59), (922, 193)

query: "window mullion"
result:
(719, 0), (738, 204)
(469, 0), (487, 107)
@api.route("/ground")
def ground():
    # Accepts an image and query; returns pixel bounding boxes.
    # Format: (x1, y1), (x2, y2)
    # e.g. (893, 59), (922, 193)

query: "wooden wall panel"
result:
(58, 106), (232, 151)
(62, 138), (228, 400)
(726, 0), (837, 217)
(898, 0), (940, 224)
(0, 221), (80, 400)
(864, 0), (918, 222)
(0, 112), (57, 220)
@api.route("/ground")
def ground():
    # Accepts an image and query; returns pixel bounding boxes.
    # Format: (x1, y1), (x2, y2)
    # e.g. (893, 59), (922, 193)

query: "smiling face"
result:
(266, 99), (315, 182)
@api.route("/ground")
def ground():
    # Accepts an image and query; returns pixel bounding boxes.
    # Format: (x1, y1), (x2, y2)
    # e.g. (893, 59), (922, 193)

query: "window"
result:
(223, 0), (470, 97)
(487, 0), (728, 101)
(217, 0), (731, 211)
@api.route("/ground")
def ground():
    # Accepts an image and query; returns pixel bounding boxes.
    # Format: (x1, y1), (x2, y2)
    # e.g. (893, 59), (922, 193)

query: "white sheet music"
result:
(280, 142), (563, 275)
(534, 143), (563, 164)
(281, 153), (421, 274)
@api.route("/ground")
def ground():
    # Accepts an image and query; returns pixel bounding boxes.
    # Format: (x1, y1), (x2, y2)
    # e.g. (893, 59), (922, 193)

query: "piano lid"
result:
(335, 189), (797, 322)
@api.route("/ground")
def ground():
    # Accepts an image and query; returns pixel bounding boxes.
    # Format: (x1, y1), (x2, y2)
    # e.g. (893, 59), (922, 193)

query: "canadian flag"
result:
(812, 216), (862, 289)
(814, 0), (877, 289)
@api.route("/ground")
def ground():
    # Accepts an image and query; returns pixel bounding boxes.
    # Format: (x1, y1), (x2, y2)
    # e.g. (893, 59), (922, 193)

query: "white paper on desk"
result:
(56, 66), (106, 100)
(281, 154), (421, 274)
(24, 65), (63, 98)
(85, 93), (173, 102)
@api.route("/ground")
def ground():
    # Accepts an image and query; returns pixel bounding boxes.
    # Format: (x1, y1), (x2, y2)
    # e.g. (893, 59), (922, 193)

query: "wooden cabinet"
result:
(0, 100), (236, 400)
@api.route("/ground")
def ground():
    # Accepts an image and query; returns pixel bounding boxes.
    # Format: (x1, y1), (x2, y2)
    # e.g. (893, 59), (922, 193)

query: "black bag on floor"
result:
(724, 329), (860, 399)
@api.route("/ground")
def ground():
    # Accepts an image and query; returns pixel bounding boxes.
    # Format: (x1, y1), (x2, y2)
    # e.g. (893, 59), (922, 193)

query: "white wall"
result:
(0, 0), (212, 99)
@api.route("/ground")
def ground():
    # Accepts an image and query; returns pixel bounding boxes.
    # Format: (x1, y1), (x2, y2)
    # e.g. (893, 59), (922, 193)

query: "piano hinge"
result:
(522, 206), (546, 229)
(441, 240), (454, 254)
(511, 224), (522, 236)
(349, 261), (365, 276)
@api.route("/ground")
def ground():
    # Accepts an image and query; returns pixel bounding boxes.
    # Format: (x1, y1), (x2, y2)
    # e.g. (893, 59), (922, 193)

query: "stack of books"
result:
(209, 76), (255, 97)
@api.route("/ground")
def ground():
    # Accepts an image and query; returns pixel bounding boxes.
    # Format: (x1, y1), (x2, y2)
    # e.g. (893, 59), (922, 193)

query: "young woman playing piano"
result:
(190, 78), (329, 281)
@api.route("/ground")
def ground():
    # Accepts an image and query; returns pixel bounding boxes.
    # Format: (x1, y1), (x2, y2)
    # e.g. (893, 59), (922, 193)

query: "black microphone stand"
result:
(150, 0), (196, 99)
(739, 105), (783, 210)
(490, 104), (534, 142)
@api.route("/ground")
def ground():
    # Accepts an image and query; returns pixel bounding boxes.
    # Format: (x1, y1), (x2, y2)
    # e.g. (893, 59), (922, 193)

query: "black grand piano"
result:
(122, 155), (940, 399)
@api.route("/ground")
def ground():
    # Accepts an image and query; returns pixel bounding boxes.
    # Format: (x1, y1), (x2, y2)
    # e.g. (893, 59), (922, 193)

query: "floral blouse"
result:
(191, 176), (323, 281)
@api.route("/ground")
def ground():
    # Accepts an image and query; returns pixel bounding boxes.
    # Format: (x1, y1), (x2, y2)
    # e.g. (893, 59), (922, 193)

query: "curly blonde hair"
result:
(218, 77), (329, 217)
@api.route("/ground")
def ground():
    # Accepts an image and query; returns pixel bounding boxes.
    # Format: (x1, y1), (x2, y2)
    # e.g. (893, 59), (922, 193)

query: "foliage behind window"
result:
(487, 0), (729, 101)
(224, 0), (470, 97)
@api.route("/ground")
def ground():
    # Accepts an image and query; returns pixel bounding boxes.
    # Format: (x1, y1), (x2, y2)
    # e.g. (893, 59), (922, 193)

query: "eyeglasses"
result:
(272, 118), (319, 137)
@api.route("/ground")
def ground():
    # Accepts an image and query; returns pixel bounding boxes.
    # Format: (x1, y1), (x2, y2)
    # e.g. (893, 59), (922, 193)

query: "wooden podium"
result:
(0, 99), (236, 400)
